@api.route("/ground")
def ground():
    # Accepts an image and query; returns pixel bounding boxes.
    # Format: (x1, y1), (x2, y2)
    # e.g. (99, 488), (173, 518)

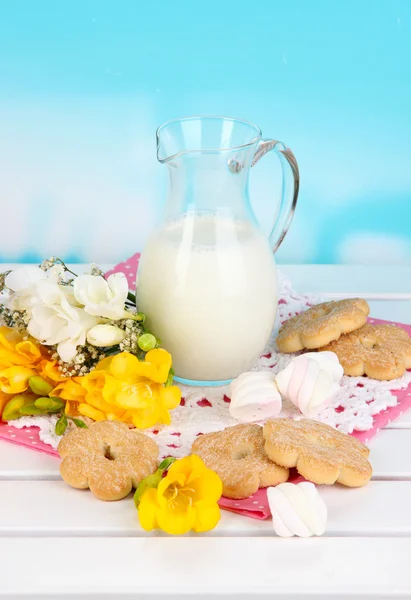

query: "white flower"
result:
(27, 282), (99, 362)
(73, 273), (129, 320)
(87, 324), (125, 347)
(5, 265), (64, 310)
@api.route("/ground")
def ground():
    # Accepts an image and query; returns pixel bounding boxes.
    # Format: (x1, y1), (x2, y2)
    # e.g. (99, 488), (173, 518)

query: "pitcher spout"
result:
(156, 115), (262, 164)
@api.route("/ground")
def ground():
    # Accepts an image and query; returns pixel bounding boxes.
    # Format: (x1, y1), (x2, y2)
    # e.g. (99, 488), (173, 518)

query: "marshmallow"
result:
(267, 481), (327, 537)
(229, 371), (282, 423)
(275, 352), (343, 418)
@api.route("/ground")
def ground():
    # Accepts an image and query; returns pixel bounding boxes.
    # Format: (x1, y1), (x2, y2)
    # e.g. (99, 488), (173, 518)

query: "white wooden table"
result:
(1, 264), (411, 599)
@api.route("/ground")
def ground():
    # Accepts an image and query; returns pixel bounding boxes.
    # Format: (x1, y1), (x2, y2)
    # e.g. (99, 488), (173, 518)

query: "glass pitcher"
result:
(136, 116), (299, 386)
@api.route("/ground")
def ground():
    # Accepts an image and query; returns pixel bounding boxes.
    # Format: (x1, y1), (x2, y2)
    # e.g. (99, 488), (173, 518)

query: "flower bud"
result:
(86, 324), (125, 347)
(2, 394), (36, 420)
(29, 375), (53, 396)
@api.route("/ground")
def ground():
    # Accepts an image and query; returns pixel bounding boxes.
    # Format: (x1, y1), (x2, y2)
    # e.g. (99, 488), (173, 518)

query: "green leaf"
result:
(165, 368), (175, 387)
(69, 417), (88, 428)
(133, 457), (176, 509)
(158, 456), (176, 471)
(55, 414), (68, 436)
(133, 471), (162, 509)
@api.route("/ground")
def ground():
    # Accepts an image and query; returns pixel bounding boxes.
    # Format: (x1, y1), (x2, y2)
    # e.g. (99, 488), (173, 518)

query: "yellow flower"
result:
(106, 352), (180, 428)
(110, 349), (172, 384)
(37, 359), (66, 385)
(0, 327), (43, 367)
(71, 351), (181, 429)
(51, 378), (86, 417)
(138, 455), (223, 535)
(0, 366), (35, 394)
(79, 370), (127, 421)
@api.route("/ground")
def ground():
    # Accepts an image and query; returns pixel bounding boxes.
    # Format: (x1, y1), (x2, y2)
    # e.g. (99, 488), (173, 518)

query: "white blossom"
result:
(73, 273), (129, 320)
(27, 282), (99, 362)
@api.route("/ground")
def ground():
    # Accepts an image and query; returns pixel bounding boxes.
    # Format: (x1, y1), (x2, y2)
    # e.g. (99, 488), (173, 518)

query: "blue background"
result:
(1, 0), (410, 264)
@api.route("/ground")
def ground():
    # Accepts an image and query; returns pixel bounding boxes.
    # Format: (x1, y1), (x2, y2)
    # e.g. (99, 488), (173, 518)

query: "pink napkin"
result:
(0, 253), (410, 521)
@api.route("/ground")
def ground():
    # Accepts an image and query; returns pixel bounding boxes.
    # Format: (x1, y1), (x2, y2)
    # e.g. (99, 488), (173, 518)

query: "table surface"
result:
(1, 264), (411, 599)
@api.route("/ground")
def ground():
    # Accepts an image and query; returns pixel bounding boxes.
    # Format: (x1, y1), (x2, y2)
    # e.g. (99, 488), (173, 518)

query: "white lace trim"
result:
(9, 269), (411, 458)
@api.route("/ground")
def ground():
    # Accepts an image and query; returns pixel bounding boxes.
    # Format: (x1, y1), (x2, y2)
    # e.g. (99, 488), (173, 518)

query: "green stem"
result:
(55, 258), (78, 278)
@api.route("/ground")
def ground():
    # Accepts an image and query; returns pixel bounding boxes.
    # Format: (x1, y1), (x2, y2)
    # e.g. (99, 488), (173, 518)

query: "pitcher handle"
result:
(251, 139), (300, 252)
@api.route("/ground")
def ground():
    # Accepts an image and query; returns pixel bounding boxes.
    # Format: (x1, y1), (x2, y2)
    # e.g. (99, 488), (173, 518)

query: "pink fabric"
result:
(0, 252), (410, 521)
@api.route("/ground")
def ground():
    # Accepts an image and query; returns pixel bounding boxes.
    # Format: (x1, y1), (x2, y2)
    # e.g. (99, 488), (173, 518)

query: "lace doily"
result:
(9, 269), (411, 459)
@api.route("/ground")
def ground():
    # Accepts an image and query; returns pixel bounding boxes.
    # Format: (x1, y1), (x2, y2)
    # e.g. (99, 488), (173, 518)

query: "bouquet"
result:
(0, 258), (181, 434)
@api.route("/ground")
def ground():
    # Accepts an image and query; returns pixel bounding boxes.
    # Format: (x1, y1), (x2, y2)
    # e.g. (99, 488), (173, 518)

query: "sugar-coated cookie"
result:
(276, 299), (370, 353)
(263, 418), (372, 487)
(192, 424), (289, 499)
(58, 421), (159, 501)
(319, 323), (411, 380)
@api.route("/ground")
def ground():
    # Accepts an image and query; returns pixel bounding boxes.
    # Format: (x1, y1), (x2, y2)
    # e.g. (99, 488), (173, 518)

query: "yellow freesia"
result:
(0, 366), (35, 394)
(37, 359), (66, 385)
(51, 377), (86, 417)
(138, 455), (223, 535)
(0, 327), (43, 367)
(110, 349), (172, 384)
(71, 351), (181, 429)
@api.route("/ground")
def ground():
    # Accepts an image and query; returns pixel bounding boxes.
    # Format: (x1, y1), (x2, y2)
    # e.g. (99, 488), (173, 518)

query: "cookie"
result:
(263, 418), (372, 487)
(58, 420), (159, 501)
(191, 424), (289, 499)
(319, 323), (411, 380)
(276, 299), (370, 353)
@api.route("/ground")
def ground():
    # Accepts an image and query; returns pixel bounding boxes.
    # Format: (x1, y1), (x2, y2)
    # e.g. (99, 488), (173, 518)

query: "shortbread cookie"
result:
(58, 421), (159, 501)
(319, 323), (411, 380)
(263, 418), (372, 487)
(192, 424), (289, 499)
(277, 299), (370, 352)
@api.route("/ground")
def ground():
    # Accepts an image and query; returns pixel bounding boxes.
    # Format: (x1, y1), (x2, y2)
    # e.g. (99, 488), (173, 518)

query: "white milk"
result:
(136, 215), (277, 381)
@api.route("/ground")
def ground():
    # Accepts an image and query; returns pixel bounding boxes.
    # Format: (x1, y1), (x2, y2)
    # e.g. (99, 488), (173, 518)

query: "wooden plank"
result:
(0, 441), (60, 480)
(1, 427), (410, 480)
(0, 480), (409, 537)
(283, 265), (411, 295)
(362, 300), (411, 323)
(1, 537), (411, 598)
(369, 429), (411, 479)
(385, 409), (411, 428)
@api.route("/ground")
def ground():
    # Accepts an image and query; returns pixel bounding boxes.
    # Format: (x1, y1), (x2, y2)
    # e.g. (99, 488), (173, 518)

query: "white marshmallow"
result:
(229, 371), (282, 423)
(267, 482), (327, 537)
(275, 352), (343, 418)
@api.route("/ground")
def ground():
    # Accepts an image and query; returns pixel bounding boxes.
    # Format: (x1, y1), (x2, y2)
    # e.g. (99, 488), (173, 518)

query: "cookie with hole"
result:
(58, 420), (159, 501)
(263, 418), (372, 487)
(276, 298), (370, 353)
(319, 323), (411, 380)
(191, 423), (289, 499)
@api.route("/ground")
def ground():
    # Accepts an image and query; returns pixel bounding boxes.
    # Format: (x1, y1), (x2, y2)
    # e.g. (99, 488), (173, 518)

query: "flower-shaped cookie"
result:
(263, 418), (372, 487)
(276, 299), (370, 353)
(319, 323), (411, 380)
(192, 424), (289, 499)
(58, 420), (159, 501)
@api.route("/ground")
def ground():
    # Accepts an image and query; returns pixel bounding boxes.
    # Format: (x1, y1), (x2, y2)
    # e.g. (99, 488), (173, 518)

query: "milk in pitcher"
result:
(136, 213), (277, 382)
